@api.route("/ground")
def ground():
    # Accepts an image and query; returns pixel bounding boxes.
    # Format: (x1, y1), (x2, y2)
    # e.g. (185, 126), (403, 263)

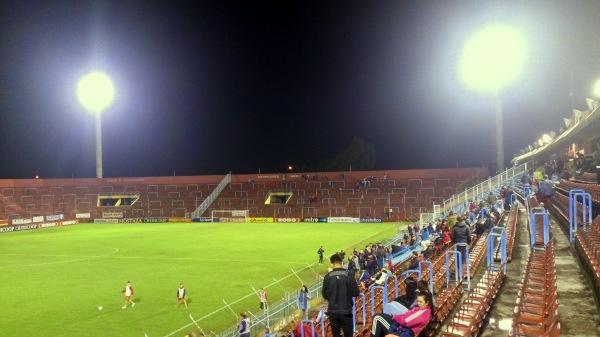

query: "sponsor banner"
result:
(328, 217), (360, 223)
(119, 218), (144, 223)
(168, 217), (193, 223)
(12, 218), (32, 225)
(103, 212), (124, 219)
(46, 214), (64, 221)
(33, 216), (44, 223)
(257, 174), (281, 179)
(61, 220), (78, 226)
(219, 217), (246, 223)
(231, 211), (247, 217)
(76, 213), (91, 219)
(302, 217), (328, 223)
(143, 218), (168, 223)
(274, 217), (301, 223)
(0, 219), (9, 226)
(249, 217), (273, 223)
(360, 218), (383, 223)
(14, 224), (38, 231)
(0, 226), (15, 233)
(94, 219), (119, 223)
(193, 217), (215, 222)
(38, 222), (58, 228)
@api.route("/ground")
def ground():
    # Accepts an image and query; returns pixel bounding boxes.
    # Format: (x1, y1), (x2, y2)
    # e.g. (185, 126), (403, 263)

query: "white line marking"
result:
(0, 247), (119, 268)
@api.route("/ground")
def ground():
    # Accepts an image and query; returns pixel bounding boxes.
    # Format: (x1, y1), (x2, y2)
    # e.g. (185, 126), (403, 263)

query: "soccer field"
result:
(0, 222), (399, 336)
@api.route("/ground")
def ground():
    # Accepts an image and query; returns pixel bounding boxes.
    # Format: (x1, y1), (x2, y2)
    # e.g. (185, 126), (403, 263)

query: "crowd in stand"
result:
(262, 184), (514, 337)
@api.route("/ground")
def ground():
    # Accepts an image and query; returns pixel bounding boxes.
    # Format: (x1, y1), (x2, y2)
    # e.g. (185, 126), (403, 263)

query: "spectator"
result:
(238, 312), (251, 337)
(365, 248), (378, 276)
(451, 216), (471, 265)
(322, 253), (361, 337)
(376, 244), (386, 269)
(384, 276), (418, 315)
(370, 292), (434, 337)
(486, 192), (497, 207)
(536, 174), (554, 207)
(446, 211), (458, 229)
(503, 186), (514, 210)
(348, 256), (357, 277)
(374, 268), (389, 286)
(420, 225), (430, 248)
(422, 241), (434, 259)
(441, 226), (452, 246)
(297, 285), (311, 319)
(359, 268), (371, 288)
(406, 251), (421, 271)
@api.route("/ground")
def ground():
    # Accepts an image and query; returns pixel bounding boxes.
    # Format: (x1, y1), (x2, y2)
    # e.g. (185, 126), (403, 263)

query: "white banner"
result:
(102, 212), (123, 219)
(76, 213), (91, 219)
(328, 217), (360, 223)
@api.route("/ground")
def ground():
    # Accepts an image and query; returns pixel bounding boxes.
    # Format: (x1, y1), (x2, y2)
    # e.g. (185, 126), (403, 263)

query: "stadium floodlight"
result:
(593, 79), (600, 97)
(542, 134), (552, 144)
(76, 71), (115, 178)
(459, 23), (526, 174)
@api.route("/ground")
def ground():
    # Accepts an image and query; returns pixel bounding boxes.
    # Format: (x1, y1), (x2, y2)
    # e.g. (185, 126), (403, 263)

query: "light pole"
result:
(459, 24), (526, 174)
(76, 71), (115, 178)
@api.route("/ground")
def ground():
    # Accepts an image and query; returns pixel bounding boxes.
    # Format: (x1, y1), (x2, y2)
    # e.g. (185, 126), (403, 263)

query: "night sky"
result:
(2, 1), (600, 179)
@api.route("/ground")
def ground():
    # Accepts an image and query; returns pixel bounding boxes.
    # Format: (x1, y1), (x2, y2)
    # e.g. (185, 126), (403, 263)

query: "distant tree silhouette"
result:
(317, 137), (377, 171)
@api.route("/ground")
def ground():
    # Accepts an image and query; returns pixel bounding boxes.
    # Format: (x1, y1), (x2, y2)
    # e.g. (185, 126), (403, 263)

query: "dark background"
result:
(2, 1), (600, 178)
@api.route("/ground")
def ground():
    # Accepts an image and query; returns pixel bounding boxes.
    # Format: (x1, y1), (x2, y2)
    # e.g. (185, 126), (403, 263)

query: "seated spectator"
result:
(359, 269), (371, 288)
(441, 227), (452, 246)
(384, 276), (417, 315)
(370, 291), (434, 337)
(422, 242), (434, 259)
(374, 268), (389, 286)
(406, 251), (421, 271)
(292, 320), (314, 337)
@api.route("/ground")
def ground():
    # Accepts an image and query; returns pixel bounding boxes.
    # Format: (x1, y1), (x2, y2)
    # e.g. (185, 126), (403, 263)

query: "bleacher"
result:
(204, 169), (482, 221)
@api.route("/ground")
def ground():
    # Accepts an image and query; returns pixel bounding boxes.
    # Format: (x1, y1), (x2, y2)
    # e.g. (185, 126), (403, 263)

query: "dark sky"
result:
(2, 1), (600, 179)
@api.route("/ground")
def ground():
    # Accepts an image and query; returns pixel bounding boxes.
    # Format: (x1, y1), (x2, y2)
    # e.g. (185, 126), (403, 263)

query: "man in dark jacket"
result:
(322, 253), (361, 337)
(451, 216), (471, 265)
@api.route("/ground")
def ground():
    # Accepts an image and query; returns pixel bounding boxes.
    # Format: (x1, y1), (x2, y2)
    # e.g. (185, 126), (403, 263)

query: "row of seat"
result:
(421, 281), (464, 337)
(509, 241), (560, 337)
(441, 267), (505, 337)
(574, 225), (600, 310)
(495, 204), (518, 262)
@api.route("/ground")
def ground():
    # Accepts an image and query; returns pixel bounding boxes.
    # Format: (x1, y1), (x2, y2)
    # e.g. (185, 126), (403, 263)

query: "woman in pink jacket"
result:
(370, 291), (434, 337)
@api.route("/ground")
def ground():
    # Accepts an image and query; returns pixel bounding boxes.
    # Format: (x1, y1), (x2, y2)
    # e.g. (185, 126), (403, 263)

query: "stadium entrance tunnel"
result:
(265, 192), (292, 205)
(97, 194), (140, 207)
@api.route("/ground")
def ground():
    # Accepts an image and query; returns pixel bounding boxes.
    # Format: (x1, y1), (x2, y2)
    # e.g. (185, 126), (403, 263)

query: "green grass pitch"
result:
(0, 222), (399, 337)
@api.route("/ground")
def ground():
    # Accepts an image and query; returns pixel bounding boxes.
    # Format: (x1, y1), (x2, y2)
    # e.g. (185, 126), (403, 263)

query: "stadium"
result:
(3, 2), (600, 337)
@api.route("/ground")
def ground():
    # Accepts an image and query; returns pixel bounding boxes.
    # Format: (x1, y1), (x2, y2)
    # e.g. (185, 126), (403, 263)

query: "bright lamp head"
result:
(77, 71), (115, 114)
(459, 24), (527, 92)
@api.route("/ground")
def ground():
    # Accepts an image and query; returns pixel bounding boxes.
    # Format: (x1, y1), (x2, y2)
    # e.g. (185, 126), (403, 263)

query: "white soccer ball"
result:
(98, 306), (103, 311)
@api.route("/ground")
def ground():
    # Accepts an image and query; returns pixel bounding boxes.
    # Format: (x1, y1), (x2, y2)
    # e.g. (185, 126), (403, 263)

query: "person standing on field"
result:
(121, 281), (135, 309)
(318, 246), (325, 264)
(259, 288), (268, 310)
(176, 283), (188, 308)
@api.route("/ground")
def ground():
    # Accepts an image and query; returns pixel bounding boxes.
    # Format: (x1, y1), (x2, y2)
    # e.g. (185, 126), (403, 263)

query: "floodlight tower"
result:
(459, 24), (526, 174)
(76, 71), (115, 178)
